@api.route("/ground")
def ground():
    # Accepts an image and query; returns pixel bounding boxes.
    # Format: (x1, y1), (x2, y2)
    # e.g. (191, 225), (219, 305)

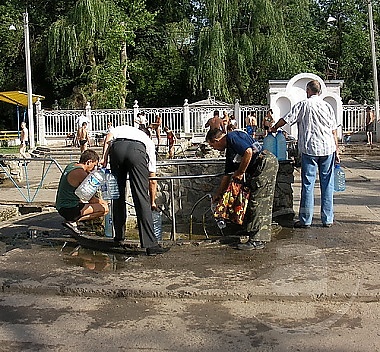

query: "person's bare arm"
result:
(233, 148), (253, 180)
(271, 118), (287, 132)
(332, 129), (340, 164)
(67, 167), (88, 188)
(213, 174), (231, 203)
(101, 132), (113, 167)
(149, 172), (157, 210)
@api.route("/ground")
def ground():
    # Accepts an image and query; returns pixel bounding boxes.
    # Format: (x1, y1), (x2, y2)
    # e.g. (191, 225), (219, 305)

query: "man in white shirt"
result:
(101, 125), (169, 256)
(272, 80), (340, 228)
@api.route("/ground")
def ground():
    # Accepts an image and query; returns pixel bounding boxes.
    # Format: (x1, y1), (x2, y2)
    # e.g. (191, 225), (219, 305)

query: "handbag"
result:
(213, 178), (251, 225)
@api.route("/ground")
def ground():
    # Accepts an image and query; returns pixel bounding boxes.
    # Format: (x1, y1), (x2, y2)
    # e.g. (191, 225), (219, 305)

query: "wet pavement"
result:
(0, 153), (380, 351)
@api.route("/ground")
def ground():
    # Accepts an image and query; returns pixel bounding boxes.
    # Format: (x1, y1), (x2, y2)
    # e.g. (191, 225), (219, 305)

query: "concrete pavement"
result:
(0, 154), (379, 301)
(0, 153), (380, 350)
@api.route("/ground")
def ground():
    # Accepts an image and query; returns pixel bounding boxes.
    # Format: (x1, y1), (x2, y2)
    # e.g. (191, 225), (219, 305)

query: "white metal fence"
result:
(35, 101), (375, 146)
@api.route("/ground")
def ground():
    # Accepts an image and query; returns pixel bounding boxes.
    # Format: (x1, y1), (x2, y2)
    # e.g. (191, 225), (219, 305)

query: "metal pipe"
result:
(23, 11), (35, 148)
(367, 0), (380, 134)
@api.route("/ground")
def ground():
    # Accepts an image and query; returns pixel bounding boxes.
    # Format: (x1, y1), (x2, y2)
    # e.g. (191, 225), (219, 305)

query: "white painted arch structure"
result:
(269, 72), (344, 139)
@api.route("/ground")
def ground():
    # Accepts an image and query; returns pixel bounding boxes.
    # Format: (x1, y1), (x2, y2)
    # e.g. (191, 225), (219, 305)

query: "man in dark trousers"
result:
(101, 125), (169, 256)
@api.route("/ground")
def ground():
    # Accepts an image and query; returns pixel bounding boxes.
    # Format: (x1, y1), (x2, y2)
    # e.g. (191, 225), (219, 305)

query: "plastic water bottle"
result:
(334, 164), (346, 192)
(75, 169), (105, 201)
(252, 139), (262, 153)
(104, 201), (113, 238)
(107, 171), (120, 199)
(100, 170), (110, 200)
(101, 169), (120, 200)
(262, 133), (276, 156)
(152, 210), (162, 241)
(276, 130), (287, 160)
(216, 219), (226, 229)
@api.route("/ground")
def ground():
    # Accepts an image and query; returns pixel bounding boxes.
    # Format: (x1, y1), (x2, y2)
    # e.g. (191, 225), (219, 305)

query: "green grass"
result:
(0, 146), (19, 155)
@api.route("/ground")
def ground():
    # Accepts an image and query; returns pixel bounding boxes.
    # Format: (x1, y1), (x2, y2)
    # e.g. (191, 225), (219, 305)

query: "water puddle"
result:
(61, 245), (134, 272)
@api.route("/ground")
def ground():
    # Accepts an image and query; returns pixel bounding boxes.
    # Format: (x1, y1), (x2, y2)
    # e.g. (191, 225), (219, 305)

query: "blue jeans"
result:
(299, 153), (335, 225)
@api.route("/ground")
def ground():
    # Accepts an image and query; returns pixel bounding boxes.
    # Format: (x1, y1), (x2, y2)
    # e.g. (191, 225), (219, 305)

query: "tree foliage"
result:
(189, 0), (300, 104)
(1, 0), (380, 128)
(47, 0), (154, 108)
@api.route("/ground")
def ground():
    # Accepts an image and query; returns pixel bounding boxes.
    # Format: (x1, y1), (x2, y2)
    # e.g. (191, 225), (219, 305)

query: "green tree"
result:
(189, 0), (300, 104)
(47, 0), (154, 108)
(127, 1), (195, 107)
(317, 0), (380, 104)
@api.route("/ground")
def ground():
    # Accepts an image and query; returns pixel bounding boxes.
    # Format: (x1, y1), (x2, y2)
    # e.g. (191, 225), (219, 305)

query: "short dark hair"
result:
(206, 128), (223, 143)
(79, 149), (99, 163)
(306, 80), (321, 94)
(213, 110), (220, 117)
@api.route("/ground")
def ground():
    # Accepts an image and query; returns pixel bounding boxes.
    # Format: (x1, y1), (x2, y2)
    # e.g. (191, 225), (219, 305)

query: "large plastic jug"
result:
(75, 169), (105, 202)
(104, 202), (114, 238)
(152, 210), (162, 241)
(334, 164), (346, 192)
(276, 130), (287, 160)
(101, 169), (120, 200)
(262, 133), (276, 156)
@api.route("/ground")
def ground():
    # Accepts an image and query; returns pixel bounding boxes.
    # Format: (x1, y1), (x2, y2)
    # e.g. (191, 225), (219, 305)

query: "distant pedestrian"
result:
(205, 110), (224, 131)
(263, 109), (274, 136)
(77, 122), (90, 153)
(19, 121), (29, 158)
(222, 111), (230, 133)
(228, 115), (238, 131)
(245, 111), (258, 138)
(135, 112), (147, 130)
(151, 114), (162, 150)
(365, 106), (375, 146)
(164, 126), (177, 158)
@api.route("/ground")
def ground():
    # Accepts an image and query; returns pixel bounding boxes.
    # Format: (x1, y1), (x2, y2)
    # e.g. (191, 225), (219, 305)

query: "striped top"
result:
(283, 95), (337, 156)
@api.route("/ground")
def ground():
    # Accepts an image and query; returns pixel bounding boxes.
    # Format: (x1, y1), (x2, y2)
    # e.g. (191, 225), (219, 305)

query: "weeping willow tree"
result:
(190, 0), (301, 103)
(48, 0), (154, 108)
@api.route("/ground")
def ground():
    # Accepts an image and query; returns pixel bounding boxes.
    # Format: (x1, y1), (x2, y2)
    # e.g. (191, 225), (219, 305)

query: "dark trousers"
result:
(109, 140), (157, 248)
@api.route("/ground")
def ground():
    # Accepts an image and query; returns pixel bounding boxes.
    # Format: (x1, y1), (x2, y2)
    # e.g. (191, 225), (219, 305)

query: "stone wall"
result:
(155, 158), (295, 227)
(0, 157), (23, 186)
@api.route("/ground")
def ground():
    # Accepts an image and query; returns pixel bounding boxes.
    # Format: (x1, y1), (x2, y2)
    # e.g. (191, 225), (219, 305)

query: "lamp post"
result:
(23, 11), (35, 148)
(367, 0), (380, 132)
(10, 11), (34, 148)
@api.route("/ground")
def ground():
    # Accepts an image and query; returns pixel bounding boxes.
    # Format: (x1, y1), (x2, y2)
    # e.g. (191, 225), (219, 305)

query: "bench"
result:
(0, 131), (19, 147)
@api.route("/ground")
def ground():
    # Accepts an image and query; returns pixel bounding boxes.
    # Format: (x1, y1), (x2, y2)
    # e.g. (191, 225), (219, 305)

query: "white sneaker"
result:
(62, 221), (81, 234)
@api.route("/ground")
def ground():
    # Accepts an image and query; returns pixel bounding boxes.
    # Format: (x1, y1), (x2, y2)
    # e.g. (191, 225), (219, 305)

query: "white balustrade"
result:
(37, 101), (374, 146)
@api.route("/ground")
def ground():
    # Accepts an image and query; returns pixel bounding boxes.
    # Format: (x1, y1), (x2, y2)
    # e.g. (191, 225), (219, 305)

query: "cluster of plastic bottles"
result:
(262, 130), (287, 160)
(100, 169), (120, 200)
(75, 168), (119, 202)
(74, 168), (120, 238)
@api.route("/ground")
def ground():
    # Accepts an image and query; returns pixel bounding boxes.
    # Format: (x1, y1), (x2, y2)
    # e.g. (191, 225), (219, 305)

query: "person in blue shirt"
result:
(206, 128), (278, 250)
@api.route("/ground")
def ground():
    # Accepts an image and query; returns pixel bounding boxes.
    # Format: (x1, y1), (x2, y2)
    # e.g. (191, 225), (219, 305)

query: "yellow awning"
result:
(0, 91), (45, 107)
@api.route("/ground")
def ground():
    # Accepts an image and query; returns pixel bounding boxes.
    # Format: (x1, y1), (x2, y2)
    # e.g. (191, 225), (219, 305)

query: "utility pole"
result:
(24, 10), (35, 148)
(367, 0), (380, 141)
